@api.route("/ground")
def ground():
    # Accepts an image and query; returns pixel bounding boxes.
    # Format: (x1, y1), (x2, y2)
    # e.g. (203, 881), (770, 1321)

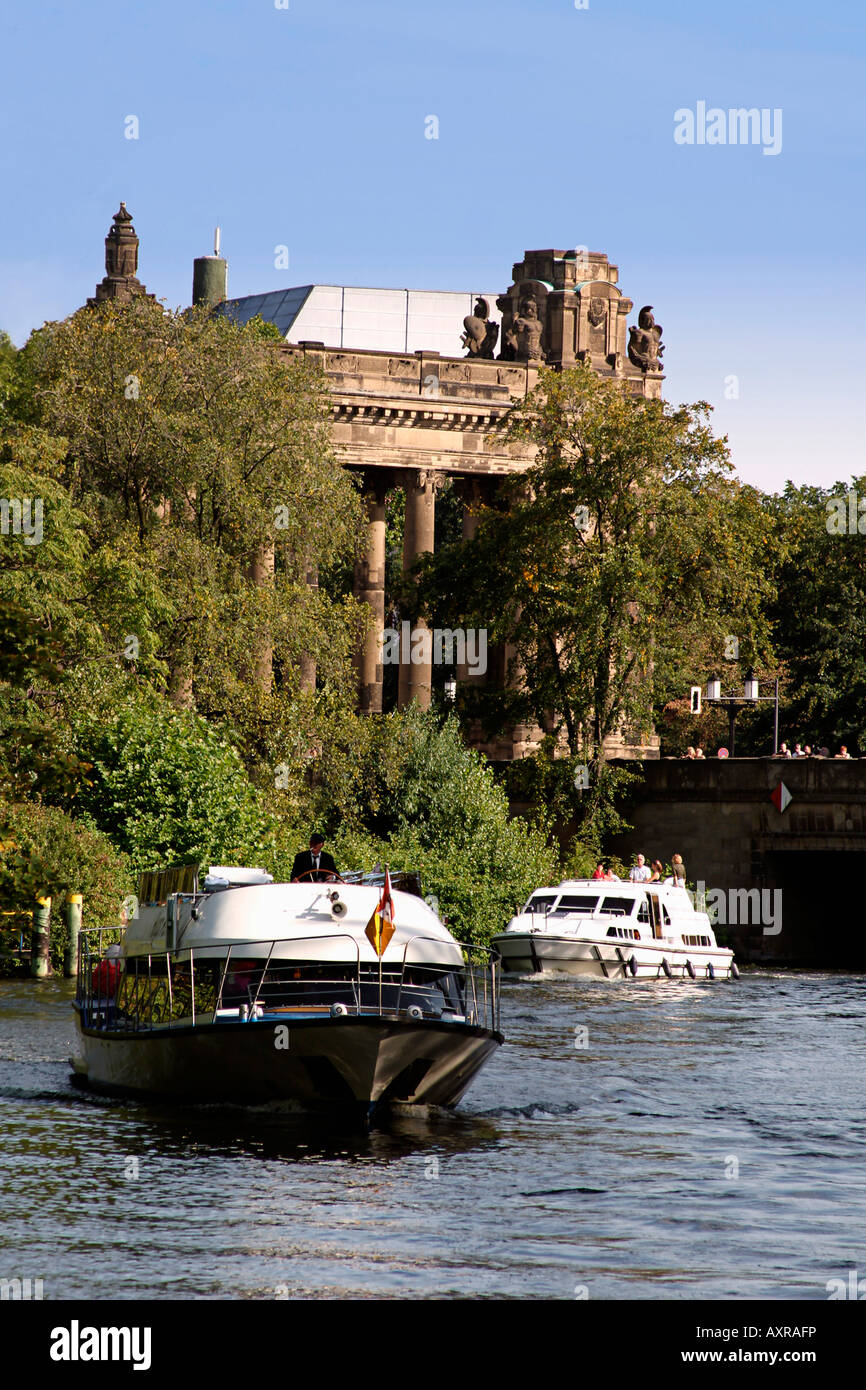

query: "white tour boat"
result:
(72, 865), (502, 1125)
(492, 879), (738, 981)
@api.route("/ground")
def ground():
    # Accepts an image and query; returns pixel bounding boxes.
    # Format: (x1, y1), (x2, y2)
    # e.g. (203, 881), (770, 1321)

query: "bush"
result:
(0, 799), (133, 973)
(58, 678), (274, 873)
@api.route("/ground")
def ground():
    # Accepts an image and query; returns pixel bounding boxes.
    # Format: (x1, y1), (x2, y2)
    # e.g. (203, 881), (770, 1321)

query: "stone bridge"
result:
(606, 759), (866, 967)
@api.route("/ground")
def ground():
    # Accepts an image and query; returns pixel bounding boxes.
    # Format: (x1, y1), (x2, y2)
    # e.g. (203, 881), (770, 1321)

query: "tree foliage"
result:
(19, 297), (367, 707)
(763, 479), (866, 752)
(0, 798), (132, 972)
(412, 363), (775, 771)
(55, 673), (274, 873)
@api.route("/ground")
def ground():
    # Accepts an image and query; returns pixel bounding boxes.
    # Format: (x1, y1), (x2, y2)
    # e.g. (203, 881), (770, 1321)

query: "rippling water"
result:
(1, 972), (864, 1300)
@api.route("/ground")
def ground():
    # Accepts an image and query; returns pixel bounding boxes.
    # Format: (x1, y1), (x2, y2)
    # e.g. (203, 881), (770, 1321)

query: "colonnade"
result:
(351, 469), (492, 714)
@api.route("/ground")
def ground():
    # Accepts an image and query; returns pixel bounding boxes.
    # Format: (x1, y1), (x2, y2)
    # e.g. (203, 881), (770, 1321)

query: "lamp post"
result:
(704, 669), (780, 756)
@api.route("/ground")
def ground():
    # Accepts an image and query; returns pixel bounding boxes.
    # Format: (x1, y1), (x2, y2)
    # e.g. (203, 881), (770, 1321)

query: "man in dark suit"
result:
(290, 833), (338, 883)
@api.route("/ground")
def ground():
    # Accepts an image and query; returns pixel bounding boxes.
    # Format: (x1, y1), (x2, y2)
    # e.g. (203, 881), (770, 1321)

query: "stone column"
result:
(454, 477), (489, 692)
(398, 470), (436, 710)
(298, 560), (318, 694)
(353, 485), (387, 713)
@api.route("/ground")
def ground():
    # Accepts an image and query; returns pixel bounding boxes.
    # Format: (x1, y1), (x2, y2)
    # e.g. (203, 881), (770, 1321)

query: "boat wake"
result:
(471, 1100), (584, 1121)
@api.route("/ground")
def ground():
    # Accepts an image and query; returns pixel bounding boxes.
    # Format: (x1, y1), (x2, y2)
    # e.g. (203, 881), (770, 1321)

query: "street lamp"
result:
(703, 668), (780, 756)
(444, 677), (457, 703)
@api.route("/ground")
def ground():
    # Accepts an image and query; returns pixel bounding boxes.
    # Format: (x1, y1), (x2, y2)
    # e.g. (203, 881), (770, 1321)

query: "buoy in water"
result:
(628, 955), (638, 977)
(661, 958), (672, 979)
(731, 962), (740, 980)
(685, 959), (696, 979)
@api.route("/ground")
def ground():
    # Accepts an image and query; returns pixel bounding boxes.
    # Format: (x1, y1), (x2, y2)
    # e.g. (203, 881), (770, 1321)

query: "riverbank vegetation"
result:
(1, 305), (862, 956)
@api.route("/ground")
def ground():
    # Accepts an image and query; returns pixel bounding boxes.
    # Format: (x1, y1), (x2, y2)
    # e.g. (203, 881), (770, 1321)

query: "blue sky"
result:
(1, 0), (863, 493)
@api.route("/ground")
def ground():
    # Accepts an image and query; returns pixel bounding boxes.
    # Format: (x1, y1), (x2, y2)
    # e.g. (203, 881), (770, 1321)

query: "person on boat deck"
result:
(664, 854), (687, 887)
(592, 862), (620, 881)
(648, 859), (664, 882)
(291, 833), (338, 883)
(628, 854), (652, 883)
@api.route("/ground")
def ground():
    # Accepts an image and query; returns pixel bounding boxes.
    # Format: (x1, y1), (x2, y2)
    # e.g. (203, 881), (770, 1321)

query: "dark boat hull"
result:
(72, 1010), (502, 1120)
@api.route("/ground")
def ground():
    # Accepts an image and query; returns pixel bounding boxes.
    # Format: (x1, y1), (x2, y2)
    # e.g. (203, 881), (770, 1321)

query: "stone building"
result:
(86, 209), (664, 758)
(221, 248), (665, 759)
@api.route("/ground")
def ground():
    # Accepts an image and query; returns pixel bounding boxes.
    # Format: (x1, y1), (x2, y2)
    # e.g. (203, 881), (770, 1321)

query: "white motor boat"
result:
(72, 866), (502, 1125)
(492, 879), (738, 981)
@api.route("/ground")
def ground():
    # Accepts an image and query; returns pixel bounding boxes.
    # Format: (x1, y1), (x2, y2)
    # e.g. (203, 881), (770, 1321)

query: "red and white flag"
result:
(365, 868), (396, 957)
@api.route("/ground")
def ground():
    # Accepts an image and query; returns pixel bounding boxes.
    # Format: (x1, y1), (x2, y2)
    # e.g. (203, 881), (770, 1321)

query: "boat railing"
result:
(75, 931), (501, 1034)
(392, 938), (500, 1034)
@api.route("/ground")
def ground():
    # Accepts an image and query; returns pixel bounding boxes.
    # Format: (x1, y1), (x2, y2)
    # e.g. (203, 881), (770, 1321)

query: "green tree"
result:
(56, 675), (274, 873)
(412, 363), (775, 771)
(764, 478), (866, 752)
(20, 297), (366, 708)
(0, 330), (17, 417)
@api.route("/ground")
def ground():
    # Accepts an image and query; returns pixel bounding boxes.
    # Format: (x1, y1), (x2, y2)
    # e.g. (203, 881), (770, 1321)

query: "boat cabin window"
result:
(526, 894), (556, 913)
(551, 894), (599, 915)
(682, 934), (712, 947)
(606, 925), (639, 940)
(599, 896), (635, 917)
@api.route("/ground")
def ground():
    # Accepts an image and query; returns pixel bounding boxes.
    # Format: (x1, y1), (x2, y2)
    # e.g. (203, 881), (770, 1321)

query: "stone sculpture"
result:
(461, 298), (499, 358)
(627, 305), (664, 371)
(507, 296), (545, 362)
(587, 297), (607, 329)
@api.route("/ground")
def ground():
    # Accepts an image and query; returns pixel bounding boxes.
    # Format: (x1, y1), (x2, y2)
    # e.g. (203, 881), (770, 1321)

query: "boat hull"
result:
(492, 933), (735, 980)
(72, 1010), (502, 1119)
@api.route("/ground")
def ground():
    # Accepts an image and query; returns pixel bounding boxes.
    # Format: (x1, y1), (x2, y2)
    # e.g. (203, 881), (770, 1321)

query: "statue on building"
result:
(496, 294), (515, 361)
(627, 305), (664, 371)
(507, 296), (546, 362)
(461, 298), (499, 358)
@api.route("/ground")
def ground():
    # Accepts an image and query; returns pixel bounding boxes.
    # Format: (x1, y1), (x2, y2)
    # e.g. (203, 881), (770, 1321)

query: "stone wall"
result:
(606, 759), (866, 967)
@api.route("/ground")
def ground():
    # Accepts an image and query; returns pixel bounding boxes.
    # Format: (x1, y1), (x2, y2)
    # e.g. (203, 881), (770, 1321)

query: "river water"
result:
(1, 971), (864, 1301)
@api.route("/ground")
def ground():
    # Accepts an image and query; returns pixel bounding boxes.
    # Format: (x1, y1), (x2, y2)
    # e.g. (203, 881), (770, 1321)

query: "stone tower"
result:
(87, 203), (151, 306)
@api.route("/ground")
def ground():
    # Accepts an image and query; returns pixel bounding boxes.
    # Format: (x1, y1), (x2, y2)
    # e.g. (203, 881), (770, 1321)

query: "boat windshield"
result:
(599, 895), (636, 917)
(550, 895), (599, 915)
(526, 894), (556, 913)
